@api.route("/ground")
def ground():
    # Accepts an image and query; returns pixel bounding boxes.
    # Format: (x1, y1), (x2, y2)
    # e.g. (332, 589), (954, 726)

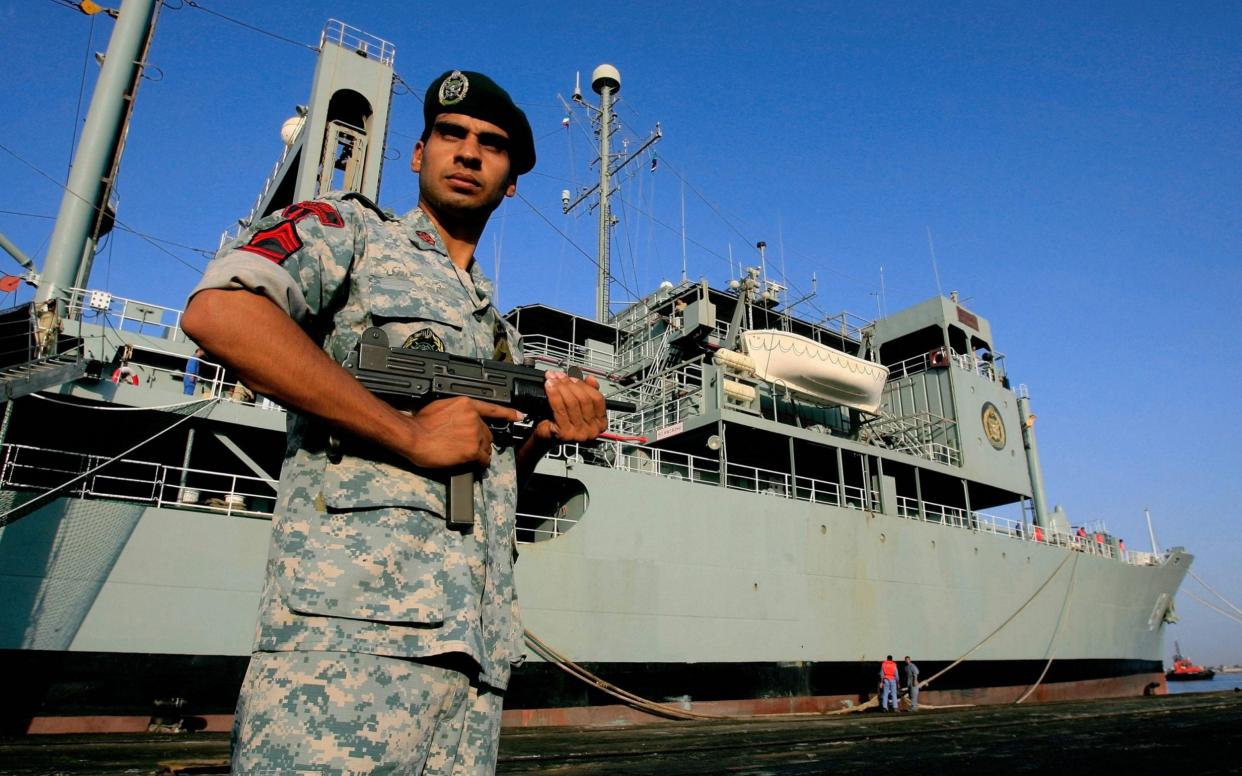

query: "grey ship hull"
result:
(0, 452), (1187, 731)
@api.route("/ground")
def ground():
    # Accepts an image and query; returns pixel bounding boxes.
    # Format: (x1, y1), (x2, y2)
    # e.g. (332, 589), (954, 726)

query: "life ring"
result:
(111, 367), (139, 385)
(929, 349), (948, 368)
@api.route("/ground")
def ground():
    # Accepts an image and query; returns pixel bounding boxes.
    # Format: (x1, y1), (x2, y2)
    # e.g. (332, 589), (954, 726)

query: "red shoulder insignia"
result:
(238, 221), (304, 263)
(415, 230), (437, 245)
(282, 201), (344, 228)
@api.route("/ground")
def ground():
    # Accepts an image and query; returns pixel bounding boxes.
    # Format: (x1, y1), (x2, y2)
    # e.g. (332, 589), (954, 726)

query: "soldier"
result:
(182, 70), (607, 775)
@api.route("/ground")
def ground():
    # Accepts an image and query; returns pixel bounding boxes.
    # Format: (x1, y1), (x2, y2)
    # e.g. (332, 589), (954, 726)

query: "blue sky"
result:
(3, 1), (1241, 664)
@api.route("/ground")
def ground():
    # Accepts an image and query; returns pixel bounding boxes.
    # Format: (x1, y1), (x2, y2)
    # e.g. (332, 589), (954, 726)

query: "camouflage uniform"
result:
(190, 192), (523, 774)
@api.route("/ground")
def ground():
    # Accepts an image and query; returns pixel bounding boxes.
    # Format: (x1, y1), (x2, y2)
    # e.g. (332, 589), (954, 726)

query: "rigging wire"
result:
(514, 191), (640, 304)
(68, 10), (97, 177)
(0, 142), (205, 274)
(179, 1), (318, 53)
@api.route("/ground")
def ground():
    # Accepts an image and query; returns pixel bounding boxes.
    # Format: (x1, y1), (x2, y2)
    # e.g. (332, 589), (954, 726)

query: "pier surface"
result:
(2, 692), (1239, 775)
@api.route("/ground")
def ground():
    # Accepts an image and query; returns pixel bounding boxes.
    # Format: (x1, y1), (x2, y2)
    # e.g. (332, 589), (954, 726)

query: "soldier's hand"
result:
(534, 372), (608, 443)
(404, 397), (523, 469)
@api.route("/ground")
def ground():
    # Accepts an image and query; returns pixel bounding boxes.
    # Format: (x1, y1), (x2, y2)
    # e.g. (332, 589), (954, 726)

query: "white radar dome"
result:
(280, 116), (305, 146)
(592, 64), (621, 95)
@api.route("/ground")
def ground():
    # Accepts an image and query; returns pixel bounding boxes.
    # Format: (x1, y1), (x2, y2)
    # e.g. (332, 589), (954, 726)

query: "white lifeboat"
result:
(740, 329), (889, 414)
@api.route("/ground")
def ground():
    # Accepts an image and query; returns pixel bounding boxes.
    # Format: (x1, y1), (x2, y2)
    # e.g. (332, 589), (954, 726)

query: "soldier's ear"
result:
(412, 141), (425, 173)
(505, 176), (517, 198)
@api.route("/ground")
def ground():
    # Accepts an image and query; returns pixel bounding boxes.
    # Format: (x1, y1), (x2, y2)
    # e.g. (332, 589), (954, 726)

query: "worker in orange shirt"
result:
(879, 655), (899, 711)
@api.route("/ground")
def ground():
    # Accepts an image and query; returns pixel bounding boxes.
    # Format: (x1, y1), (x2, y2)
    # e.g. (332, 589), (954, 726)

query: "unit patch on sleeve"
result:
(238, 221), (303, 263)
(402, 328), (445, 352)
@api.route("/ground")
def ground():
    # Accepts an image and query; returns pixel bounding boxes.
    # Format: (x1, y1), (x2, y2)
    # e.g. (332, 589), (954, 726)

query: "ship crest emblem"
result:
(438, 71), (469, 106)
(981, 402), (1006, 450)
(403, 328), (445, 352)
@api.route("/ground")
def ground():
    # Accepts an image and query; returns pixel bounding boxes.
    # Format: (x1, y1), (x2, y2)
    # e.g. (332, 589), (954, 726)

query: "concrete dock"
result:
(1, 691), (1239, 775)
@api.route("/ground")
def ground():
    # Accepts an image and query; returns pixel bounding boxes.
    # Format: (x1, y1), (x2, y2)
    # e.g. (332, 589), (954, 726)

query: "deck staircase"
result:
(0, 303), (94, 402)
(860, 409), (959, 465)
(0, 354), (92, 402)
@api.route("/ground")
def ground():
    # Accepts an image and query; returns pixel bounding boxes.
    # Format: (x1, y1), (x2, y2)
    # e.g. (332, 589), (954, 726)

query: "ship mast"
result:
(562, 65), (661, 323)
(36, 0), (160, 312)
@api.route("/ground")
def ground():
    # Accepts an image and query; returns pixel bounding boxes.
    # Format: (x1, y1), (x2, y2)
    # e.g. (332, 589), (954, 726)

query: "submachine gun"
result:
(341, 326), (636, 529)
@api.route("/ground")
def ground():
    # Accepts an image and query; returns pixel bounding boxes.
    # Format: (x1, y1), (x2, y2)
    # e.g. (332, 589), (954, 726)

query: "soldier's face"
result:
(412, 114), (517, 221)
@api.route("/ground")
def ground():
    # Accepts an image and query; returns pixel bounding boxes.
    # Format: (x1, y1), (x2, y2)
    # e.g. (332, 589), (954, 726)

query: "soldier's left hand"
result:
(536, 371), (608, 443)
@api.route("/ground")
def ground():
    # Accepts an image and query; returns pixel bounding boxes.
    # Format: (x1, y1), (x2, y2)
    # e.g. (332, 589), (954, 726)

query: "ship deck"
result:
(2, 691), (1239, 774)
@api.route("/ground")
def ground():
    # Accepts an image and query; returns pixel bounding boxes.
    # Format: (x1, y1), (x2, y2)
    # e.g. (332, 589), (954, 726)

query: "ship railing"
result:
(97, 342), (284, 412)
(519, 334), (617, 372)
(952, 351), (1002, 382)
(895, 494), (1136, 563)
(817, 310), (871, 343)
(0, 443), (278, 519)
(549, 440), (881, 514)
(885, 351), (938, 380)
(515, 511), (580, 544)
(156, 464), (278, 517)
(616, 335), (666, 370)
(885, 349), (1005, 384)
(321, 20), (395, 65)
(66, 287), (188, 343)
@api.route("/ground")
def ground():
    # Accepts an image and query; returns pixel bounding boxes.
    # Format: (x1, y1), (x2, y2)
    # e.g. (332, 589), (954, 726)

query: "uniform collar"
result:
(402, 207), (451, 259)
(402, 208), (493, 315)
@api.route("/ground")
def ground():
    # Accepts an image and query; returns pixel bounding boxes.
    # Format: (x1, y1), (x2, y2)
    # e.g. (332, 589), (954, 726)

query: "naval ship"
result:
(0, 7), (1190, 733)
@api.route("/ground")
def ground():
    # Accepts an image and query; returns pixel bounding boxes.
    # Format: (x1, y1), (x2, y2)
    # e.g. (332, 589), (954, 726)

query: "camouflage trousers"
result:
(231, 650), (503, 775)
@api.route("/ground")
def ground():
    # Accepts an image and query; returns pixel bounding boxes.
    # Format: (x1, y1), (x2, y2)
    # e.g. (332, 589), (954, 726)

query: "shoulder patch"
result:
(282, 201), (344, 228)
(238, 221), (303, 263)
(415, 230), (437, 246)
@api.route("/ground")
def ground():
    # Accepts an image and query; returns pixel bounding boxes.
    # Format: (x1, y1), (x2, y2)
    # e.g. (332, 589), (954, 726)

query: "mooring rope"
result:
(1015, 551), (1081, 703)
(916, 550), (1075, 693)
(1189, 570), (1242, 620)
(523, 629), (720, 720)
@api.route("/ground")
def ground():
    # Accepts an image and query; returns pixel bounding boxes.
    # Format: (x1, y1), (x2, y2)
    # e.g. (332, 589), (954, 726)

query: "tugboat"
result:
(1167, 642), (1216, 681)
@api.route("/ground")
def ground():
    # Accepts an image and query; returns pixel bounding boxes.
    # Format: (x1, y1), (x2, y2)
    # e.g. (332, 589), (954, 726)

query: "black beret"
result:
(422, 70), (536, 176)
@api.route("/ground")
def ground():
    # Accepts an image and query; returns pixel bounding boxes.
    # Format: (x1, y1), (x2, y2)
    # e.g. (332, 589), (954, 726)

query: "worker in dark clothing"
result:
(904, 656), (920, 711)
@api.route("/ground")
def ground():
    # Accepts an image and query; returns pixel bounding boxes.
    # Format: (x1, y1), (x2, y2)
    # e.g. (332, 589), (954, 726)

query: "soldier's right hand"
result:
(402, 397), (524, 470)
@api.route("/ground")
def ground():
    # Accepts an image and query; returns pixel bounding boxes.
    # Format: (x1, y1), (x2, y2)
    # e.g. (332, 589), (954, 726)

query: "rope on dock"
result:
(523, 630), (722, 720)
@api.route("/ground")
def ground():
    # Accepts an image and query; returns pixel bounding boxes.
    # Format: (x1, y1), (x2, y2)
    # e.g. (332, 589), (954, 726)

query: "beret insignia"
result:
(438, 70), (469, 106)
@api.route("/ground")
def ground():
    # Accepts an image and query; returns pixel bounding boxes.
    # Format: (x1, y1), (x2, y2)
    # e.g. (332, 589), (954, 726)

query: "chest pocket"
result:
(365, 273), (470, 355)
